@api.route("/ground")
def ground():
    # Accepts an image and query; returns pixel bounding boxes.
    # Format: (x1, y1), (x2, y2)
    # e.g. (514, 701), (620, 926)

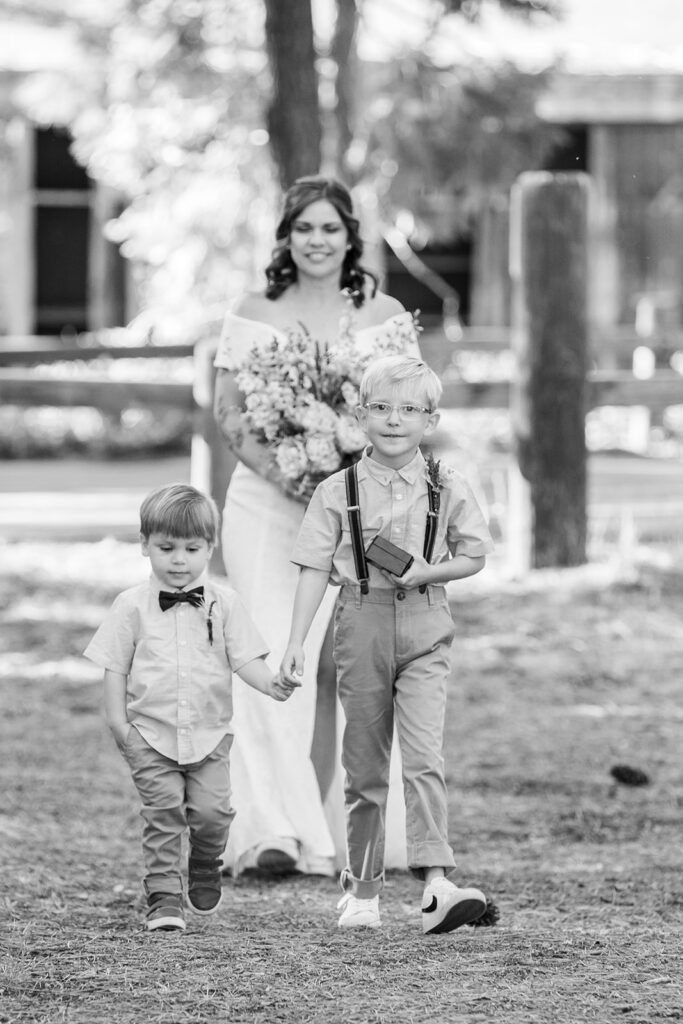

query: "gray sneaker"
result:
(146, 893), (186, 932)
(187, 856), (223, 915)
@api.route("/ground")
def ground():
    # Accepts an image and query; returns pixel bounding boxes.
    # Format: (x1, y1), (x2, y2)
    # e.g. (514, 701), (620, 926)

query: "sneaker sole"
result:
(147, 915), (186, 932)
(424, 897), (486, 935)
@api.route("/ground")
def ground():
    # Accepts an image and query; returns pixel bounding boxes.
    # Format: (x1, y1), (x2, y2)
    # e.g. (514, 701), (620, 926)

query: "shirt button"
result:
(396, 590), (406, 601)
(179, 641), (187, 646)
(395, 494), (403, 501)
(179, 699), (187, 705)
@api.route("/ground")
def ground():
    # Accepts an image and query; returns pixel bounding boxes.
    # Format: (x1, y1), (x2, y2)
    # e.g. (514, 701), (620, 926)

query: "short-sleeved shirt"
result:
(83, 572), (269, 764)
(291, 447), (494, 588)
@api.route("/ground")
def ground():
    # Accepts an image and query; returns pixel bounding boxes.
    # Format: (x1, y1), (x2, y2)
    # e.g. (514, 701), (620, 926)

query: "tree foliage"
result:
(3, 0), (563, 336)
(11, 0), (277, 342)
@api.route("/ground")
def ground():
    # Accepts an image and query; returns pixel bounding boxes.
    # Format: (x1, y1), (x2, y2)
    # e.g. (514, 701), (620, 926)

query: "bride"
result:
(213, 176), (420, 878)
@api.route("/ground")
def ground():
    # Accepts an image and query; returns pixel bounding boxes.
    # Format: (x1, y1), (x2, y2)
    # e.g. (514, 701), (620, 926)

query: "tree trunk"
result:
(263, 0), (322, 187)
(331, 0), (359, 180)
(510, 171), (590, 568)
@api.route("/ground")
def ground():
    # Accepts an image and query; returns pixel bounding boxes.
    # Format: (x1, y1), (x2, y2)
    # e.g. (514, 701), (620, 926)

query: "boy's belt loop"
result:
(345, 463), (369, 595)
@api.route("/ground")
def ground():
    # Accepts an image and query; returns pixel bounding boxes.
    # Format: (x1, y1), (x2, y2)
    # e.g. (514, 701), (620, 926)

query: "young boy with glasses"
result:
(281, 355), (493, 934)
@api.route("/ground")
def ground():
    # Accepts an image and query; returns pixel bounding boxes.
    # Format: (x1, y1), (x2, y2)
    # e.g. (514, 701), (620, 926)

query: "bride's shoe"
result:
(254, 838), (301, 876)
(256, 848), (299, 874)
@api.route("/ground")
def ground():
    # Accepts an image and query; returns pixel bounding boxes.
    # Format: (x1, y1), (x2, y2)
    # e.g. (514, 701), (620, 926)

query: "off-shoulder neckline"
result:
(224, 309), (413, 341)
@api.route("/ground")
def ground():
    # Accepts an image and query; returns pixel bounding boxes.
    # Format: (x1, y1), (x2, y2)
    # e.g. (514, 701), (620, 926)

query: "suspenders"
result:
(345, 462), (440, 595)
(344, 461), (370, 594)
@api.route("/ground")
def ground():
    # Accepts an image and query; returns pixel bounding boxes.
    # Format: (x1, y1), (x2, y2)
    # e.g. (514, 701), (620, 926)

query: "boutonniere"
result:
(425, 452), (442, 516)
(205, 599), (216, 646)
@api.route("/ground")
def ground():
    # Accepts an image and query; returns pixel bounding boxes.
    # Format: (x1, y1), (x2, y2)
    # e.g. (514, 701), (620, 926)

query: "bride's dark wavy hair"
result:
(265, 176), (378, 309)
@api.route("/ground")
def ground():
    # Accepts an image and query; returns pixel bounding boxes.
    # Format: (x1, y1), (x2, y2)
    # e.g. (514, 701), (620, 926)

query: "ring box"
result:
(365, 536), (414, 577)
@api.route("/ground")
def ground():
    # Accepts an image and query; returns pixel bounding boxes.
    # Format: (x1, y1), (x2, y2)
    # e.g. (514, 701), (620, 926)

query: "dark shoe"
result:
(256, 848), (299, 875)
(146, 892), (186, 932)
(187, 856), (223, 915)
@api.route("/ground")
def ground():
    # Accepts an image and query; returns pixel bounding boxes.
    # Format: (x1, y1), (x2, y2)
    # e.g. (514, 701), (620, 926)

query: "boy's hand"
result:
(109, 721), (131, 751)
(383, 554), (432, 590)
(281, 643), (305, 686)
(270, 671), (301, 702)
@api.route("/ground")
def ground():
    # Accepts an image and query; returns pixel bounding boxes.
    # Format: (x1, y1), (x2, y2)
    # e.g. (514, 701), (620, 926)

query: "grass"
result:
(1, 541), (682, 1023)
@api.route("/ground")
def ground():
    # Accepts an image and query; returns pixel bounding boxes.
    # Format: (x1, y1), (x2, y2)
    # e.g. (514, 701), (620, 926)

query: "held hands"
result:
(270, 670), (301, 702)
(281, 643), (305, 688)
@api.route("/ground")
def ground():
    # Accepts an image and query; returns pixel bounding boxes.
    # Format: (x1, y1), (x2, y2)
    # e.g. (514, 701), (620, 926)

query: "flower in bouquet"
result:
(305, 434), (342, 474)
(335, 412), (366, 453)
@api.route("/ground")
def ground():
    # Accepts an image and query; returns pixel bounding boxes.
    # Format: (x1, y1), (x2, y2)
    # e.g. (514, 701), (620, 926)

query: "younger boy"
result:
(85, 483), (295, 932)
(282, 355), (493, 934)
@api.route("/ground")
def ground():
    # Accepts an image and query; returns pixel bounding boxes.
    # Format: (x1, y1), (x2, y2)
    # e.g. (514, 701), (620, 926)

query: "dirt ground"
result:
(1, 541), (682, 1024)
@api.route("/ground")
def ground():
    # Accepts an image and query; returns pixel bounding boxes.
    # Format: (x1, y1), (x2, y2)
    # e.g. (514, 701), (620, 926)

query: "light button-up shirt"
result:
(84, 573), (269, 764)
(291, 447), (494, 588)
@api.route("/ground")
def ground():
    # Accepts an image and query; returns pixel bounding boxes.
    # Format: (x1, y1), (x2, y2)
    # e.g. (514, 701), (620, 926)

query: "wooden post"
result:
(192, 339), (236, 576)
(509, 171), (590, 568)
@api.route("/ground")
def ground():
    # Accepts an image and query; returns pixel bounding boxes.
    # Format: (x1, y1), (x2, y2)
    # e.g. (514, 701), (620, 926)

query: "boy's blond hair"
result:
(139, 483), (220, 544)
(359, 355), (442, 412)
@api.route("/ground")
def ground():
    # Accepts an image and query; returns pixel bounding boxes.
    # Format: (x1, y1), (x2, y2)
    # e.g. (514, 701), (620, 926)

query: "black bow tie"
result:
(159, 586), (204, 612)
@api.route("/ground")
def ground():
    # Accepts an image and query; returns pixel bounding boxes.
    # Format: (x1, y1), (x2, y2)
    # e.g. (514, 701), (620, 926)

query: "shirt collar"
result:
(359, 446), (426, 486)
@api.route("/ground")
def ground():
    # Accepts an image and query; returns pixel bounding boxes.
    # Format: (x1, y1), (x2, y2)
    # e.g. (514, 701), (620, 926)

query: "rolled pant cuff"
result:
(407, 840), (456, 880)
(144, 875), (183, 897)
(340, 867), (384, 899)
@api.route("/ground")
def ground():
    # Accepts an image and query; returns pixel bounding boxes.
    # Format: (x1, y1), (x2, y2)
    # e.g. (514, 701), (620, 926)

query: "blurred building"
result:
(1, 1), (683, 341)
(0, 23), (127, 337)
(369, 0), (683, 339)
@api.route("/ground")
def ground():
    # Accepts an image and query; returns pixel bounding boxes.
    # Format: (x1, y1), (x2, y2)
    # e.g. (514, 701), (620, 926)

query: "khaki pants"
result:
(333, 584), (457, 898)
(122, 728), (235, 897)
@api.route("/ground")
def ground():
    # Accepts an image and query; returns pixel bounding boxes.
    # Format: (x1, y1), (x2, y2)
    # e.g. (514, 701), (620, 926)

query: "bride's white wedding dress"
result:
(214, 310), (419, 877)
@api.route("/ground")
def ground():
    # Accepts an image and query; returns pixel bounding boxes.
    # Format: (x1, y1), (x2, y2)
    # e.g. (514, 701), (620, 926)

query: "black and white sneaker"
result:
(421, 878), (486, 934)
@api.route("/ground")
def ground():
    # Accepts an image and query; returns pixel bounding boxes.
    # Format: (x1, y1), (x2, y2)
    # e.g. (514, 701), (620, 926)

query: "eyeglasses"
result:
(363, 402), (432, 421)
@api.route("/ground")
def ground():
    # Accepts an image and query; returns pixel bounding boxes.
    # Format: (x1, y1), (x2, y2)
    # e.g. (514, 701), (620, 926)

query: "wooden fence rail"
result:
(1, 333), (682, 573)
(2, 368), (681, 414)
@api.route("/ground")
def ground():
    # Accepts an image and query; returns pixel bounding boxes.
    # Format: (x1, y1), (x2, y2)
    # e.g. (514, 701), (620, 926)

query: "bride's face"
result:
(288, 199), (349, 282)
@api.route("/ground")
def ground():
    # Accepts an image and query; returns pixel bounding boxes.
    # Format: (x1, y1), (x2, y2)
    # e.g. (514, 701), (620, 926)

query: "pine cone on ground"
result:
(468, 898), (501, 927)
(610, 764), (650, 787)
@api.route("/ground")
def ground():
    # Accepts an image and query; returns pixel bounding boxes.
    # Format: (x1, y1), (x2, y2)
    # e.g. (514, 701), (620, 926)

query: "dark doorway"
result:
(541, 124), (589, 173)
(33, 128), (91, 335)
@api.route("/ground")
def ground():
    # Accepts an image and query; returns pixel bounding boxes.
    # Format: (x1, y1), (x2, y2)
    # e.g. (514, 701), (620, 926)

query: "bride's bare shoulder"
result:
(363, 290), (406, 324)
(232, 292), (273, 322)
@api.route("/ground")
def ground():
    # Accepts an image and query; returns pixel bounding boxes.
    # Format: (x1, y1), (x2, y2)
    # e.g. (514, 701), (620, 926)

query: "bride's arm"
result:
(213, 368), (284, 483)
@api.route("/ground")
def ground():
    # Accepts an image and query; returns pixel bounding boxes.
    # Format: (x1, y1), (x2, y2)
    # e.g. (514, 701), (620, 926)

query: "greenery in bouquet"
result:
(234, 313), (417, 499)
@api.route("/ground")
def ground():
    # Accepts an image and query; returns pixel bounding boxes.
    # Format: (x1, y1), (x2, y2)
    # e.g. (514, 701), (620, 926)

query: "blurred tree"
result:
(0, 0), (561, 337)
(3, 0), (277, 342)
(263, 0), (320, 186)
(323, 0), (562, 239)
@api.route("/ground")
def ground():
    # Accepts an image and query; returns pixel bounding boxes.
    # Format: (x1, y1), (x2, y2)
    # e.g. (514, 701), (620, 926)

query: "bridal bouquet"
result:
(234, 314), (418, 499)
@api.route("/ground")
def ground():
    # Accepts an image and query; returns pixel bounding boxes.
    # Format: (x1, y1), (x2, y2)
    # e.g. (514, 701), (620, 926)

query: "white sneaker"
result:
(421, 878), (486, 934)
(337, 893), (381, 929)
